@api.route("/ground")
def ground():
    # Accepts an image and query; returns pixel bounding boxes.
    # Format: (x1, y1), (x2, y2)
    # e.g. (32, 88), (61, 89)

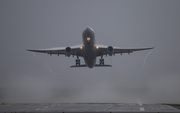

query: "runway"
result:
(0, 103), (179, 113)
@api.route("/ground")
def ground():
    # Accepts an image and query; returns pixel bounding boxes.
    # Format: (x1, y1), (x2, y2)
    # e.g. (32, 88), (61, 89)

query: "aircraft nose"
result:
(86, 26), (94, 32)
(82, 26), (95, 37)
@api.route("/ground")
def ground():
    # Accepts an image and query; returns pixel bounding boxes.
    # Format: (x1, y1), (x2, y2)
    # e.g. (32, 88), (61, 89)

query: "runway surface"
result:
(0, 103), (179, 113)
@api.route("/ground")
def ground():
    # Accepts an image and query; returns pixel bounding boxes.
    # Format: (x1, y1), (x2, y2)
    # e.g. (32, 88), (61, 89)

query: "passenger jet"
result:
(27, 26), (154, 68)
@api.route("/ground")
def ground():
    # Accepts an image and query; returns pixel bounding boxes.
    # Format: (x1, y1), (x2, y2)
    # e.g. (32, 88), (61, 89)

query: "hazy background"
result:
(0, 0), (180, 103)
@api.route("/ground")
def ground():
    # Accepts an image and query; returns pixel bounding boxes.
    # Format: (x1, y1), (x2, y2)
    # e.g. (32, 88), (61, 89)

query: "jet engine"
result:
(65, 47), (71, 57)
(107, 46), (114, 56)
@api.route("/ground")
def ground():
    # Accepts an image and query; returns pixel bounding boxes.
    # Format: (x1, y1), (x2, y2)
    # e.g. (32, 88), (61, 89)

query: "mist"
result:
(0, 0), (180, 104)
(1, 68), (180, 103)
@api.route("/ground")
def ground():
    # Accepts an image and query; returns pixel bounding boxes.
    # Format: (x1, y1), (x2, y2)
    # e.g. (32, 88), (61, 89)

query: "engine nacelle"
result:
(107, 46), (114, 56)
(65, 47), (71, 57)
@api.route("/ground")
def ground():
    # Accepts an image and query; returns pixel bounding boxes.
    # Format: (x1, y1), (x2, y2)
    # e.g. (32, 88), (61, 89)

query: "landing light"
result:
(80, 47), (83, 49)
(96, 46), (99, 49)
(87, 37), (90, 41)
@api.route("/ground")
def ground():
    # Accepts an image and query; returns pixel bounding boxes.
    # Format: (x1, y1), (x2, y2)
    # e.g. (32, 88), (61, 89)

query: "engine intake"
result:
(65, 47), (71, 57)
(107, 46), (114, 56)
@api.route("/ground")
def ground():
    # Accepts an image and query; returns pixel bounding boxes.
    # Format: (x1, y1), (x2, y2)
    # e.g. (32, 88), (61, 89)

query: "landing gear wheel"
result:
(76, 59), (80, 66)
(99, 58), (104, 65)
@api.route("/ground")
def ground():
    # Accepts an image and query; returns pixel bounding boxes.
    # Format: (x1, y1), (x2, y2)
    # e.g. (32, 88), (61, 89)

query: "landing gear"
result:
(100, 59), (104, 65)
(76, 56), (80, 66)
(76, 59), (80, 65)
(99, 55), (104, 65)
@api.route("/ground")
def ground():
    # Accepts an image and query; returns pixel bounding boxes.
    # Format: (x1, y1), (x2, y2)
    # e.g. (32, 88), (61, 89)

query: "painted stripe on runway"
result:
(138, 103), (142, 106)
(36, 108), (40, 111)
(140, 107), (145, 111)
(104, 105), (114, 111)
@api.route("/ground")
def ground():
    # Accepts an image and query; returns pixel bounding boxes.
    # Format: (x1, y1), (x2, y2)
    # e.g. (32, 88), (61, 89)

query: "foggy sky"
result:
(0, 0), (180, 103)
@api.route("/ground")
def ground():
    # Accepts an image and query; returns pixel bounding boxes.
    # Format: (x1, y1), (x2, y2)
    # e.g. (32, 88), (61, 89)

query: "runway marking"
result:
(117, 104), (123, 105)
(140, 107), (145, 111)
(104, 105), (114, 111)
(129, 103), (135, 105)
(51, 104), (55, 108)
(138, 103), (143, 106)
(44, 106), (49, 108)
(36, 108), (40, 111)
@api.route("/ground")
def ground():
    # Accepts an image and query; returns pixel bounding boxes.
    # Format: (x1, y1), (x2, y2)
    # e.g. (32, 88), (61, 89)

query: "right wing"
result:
(26, 45), (83, 57)
(96, 45), (154, 57)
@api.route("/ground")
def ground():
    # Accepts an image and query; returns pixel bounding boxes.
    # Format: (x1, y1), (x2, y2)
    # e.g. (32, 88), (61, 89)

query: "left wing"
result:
(96, 45), (154, 57)
(26, 45), (83, 57)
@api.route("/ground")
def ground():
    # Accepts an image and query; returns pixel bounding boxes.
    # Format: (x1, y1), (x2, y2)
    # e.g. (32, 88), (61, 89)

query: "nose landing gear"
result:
(87, 41), (90, 44)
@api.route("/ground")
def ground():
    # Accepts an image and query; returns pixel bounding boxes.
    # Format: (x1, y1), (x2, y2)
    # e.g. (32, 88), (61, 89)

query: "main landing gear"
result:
(76, 56), (80, 66)
(99, 56), (104, 65)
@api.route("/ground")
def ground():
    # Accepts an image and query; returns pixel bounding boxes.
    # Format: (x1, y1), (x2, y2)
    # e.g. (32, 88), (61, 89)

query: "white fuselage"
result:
(82, 27), (96, 68)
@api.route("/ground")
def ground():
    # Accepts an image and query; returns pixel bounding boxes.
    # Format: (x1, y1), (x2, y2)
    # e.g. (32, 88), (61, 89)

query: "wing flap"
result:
(114, 47), (154, 53)
(26, 48), (65, 54)
(26, 45), (83, 57)
(96, 46), (154, 57)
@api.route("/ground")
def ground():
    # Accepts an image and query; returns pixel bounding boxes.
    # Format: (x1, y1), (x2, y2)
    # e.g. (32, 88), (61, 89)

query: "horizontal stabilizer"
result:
(70, 64), (112, 68)
(95, 64), (112, 67)
(71, 64), (87, 68)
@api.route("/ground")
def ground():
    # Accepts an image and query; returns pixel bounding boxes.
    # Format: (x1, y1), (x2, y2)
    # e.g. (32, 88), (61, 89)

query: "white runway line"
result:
(44, 106), (49, 108)
(140, 107), (145, 111)
(104, 105), (114, 111)
(138, 103), (143, 106)
(117, 104), (123, 105)
(36, 108), (40, 111)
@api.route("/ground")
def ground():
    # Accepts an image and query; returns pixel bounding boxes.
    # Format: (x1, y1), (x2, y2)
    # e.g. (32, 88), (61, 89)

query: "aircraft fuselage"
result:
(82, 27), (96, 68)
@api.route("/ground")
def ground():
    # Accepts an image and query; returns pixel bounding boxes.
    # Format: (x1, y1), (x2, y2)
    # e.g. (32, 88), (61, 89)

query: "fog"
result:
(0, 0), (180, 103)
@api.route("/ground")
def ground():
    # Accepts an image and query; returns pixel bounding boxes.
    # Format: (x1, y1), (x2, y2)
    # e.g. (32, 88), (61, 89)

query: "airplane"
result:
(26, 26), (154, 68)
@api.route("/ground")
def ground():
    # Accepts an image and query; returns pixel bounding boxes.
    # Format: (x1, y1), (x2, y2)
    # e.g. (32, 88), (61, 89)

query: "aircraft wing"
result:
(26, 45), (83, 57)
(96, 45), (154, 57)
